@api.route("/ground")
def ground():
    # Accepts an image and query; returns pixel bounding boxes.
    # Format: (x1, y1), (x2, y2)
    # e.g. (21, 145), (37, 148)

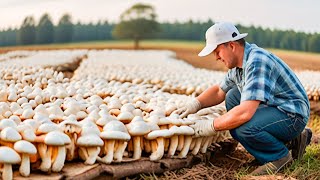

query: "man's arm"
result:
(197, 85), (226, 108)
(214, 100), (260, 131)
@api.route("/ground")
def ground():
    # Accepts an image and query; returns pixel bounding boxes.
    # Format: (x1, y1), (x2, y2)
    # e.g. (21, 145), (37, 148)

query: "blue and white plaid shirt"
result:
(220, 42), (310, 120)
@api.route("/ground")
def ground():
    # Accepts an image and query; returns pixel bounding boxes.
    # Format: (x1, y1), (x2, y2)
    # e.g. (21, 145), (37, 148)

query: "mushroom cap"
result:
(37, 123), (60, 134)
(117, 111), (134, 122)
(21, 119), (40, 130)
(0, 119), (17, 130)
(120, 103), (135, 112)
(81, 123), (101, 136)
(96, 114), (117, 126)
(1, 127), (22, 142)
(147, 122), (160, 131)
(100, 131), (131, 141)
(0, 146), (21, 164)
(14, 140), (37, 154)
(103, 120), (128, 133)
(59, 119), (82, 128)
(146, 129), (173, 140)
(126, 121), (150, 136)
(158, 117), (172, 125)
(76, 134), (103, 147)
(45, 131), (71, 145)
(20, 129), (36, 142)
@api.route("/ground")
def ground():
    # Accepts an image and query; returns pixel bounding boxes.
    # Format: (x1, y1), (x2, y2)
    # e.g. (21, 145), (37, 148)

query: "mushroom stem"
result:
(101, 140), (115, 164)
(19, 154), (30, 177)
(150, 137), (164, 161)
(85, 147), (100, 165)
(39, 144), (52, 172)
(114, 141), (127, 162)
(164, 138), (169, 152)
(177, 135), (184, 151)
(190, 138), (196, 150)
(151, 140), (157, 153)
(2, 164), (13, 180)
(178, 136), (192, 158)
(52, 146), (66, 172)
(144, 139), (151, 153)
(78, 147), (89, 161)
(201, 137), (212, 153)
(66, 133), (76, 161)
(192, 137), (203, 155)
(133, 136), (141, 159)
(168, 135), (178, 157)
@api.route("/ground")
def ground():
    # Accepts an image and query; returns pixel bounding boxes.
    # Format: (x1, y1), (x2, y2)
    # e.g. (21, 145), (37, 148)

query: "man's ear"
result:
(229, 41), (237, 52)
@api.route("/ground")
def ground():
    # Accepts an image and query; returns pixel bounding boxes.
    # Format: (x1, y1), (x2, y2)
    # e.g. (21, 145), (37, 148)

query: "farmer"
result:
(173, 22), (312, 175)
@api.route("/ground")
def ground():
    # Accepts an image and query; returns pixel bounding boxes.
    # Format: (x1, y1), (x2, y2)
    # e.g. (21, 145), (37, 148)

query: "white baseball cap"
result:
(198, 22), (248, 57)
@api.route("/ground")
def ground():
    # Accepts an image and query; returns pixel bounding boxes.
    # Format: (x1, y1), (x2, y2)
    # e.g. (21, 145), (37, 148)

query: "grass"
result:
(234, 144), (320, 179)
(285, 144), (320, 179)
(0, 39), (203, 51)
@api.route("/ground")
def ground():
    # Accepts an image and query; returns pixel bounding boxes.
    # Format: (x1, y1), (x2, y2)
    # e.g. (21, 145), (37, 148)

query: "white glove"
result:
(172, 98), (201, 118)
(190, 119), (216, 137)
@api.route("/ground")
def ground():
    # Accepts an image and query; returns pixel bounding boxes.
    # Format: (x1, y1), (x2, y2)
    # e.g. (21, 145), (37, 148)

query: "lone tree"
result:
(112, 3), (160, 49)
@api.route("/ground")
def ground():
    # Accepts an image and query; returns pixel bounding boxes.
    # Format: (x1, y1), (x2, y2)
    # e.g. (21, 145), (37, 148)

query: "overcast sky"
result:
(0, 0), (319, 33)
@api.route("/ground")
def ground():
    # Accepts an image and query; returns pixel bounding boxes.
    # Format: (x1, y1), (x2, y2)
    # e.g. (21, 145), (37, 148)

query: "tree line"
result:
(0, 13), (320, 52)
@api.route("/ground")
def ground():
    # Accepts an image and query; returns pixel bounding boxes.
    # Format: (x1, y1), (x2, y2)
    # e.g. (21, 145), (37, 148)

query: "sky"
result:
(0, 0), (319, 33)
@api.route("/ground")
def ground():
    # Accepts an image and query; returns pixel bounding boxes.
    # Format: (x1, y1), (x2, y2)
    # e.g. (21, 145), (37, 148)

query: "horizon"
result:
(0, 0), (319, 33)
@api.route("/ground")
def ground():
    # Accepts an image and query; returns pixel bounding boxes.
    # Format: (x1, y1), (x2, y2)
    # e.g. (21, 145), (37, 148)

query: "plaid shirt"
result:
(220, 42), (310, 120)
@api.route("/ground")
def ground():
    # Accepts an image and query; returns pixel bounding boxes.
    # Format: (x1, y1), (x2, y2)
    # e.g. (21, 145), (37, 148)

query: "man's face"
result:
(212, 42), (237, 69)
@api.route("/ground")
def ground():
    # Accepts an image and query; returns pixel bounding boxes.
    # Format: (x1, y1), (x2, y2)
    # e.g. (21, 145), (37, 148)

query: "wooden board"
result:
(13, 141), (238, 179)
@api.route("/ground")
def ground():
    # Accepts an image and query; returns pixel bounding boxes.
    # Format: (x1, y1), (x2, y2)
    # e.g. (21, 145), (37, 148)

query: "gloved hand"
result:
(190, 119), (216, 137)
(172, 98), (201, 118)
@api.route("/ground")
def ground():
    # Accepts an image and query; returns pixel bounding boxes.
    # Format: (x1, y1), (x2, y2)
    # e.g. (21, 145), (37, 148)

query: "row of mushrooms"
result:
(0, 57), (229, 179)
(1, 49), (319, 100)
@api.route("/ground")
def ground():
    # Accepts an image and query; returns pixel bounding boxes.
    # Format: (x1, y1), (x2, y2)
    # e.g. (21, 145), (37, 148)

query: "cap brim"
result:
(233, 33), (248, 41)
(198, 44), (217, 57)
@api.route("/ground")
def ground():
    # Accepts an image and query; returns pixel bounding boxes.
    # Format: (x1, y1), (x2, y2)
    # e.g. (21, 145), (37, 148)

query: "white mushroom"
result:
(126, 116), (150, 159)
(0, 126), (22, 148)
(76, 134), (104, 165)
(0, 146), (21, 180)
(59, 118), (82, 161)
(145, 129), (173, 161)
(45, 131), (71, 172)
(14, 140), (37, 177)
(99, 120), (130, 164)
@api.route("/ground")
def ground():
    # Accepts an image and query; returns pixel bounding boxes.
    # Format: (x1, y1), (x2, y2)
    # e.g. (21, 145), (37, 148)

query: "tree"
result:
(112, 3), (160, 49)
(308, 34), (320, 52)
(18, 16), (36, 45)
(55, 13), (73, 43)
(36, 13), (54, 44)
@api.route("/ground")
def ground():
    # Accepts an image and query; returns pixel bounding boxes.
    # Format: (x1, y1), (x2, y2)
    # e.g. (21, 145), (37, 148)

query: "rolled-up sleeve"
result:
(220, 70), (236, 93)
(241, 52), (276, 102)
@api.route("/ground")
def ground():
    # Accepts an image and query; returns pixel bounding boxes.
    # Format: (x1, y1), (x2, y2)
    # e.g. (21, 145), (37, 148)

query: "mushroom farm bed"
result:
(0, 49), (319, 179)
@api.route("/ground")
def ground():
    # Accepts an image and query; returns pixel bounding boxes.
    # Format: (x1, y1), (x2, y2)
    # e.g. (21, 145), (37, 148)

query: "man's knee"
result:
(225, 87), (241, 111)
(230, 124), (252, 142)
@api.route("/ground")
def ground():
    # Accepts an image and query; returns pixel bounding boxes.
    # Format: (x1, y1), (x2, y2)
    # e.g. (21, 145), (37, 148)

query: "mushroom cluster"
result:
(1, 49), (318, 179)
(297, 71), (320, 101)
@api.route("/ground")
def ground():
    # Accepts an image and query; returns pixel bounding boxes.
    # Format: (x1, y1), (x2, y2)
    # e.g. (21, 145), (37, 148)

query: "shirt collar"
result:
(241, 42), (252, 69)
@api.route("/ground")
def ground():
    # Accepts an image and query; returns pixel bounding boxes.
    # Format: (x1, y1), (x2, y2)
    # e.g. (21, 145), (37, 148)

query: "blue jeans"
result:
(226, 87), (307, 164)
